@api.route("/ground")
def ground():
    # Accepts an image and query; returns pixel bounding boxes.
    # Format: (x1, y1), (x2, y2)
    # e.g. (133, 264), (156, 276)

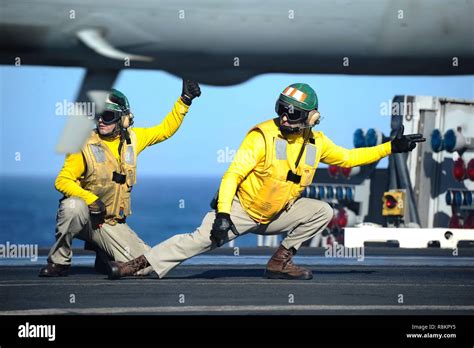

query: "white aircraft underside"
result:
(1, 0), (473, 85)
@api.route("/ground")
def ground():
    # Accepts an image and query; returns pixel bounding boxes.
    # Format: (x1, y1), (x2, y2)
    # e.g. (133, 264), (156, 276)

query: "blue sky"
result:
(0, 66), (473, 177)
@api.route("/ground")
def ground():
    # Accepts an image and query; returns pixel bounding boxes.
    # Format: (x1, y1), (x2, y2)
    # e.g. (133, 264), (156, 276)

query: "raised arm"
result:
(134, 80), (201, 154)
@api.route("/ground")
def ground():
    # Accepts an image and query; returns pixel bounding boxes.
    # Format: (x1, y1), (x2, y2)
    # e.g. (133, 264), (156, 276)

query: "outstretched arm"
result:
(320, 126), (424, 167)
(320, 135), (392, 167)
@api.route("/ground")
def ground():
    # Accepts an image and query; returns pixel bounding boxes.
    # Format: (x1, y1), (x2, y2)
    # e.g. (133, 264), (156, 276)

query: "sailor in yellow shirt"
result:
(39, 80), (201, 277)
(107, 83), (424, 281)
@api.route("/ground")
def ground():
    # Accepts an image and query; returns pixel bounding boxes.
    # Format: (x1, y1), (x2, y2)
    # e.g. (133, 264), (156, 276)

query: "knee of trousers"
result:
(58, 197), (90, 224)
(303, 199), (333, 225)
(193, 228), (215, 247)
(318, 201), (334, 224)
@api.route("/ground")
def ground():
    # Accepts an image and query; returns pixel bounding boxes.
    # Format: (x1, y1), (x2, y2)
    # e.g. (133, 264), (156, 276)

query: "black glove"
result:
(89, 199), (106, 229)
(181, 80), (201, 105)
(391, 125), (425, 153)
(210, 213), (234, 247)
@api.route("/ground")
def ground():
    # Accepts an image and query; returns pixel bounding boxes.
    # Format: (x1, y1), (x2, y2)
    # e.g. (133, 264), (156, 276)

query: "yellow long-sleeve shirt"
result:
(55, 98), (190, 205)
(217, 128), (392, 214)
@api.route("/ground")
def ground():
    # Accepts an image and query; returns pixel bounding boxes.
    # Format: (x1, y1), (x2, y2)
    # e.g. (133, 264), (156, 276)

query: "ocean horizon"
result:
(0, 175), (260, 249)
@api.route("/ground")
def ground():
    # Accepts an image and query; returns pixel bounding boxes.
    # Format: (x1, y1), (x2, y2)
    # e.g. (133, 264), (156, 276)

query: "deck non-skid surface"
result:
(1, 248), (473, 315)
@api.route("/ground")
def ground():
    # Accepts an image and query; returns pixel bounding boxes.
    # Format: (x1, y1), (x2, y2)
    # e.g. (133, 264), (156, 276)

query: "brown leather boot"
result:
(107, 255), (150, 280)
(39, 263), (70, 277)
(265, 245), (312, 280)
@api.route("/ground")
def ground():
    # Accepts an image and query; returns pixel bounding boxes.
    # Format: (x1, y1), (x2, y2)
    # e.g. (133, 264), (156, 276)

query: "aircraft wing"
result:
(1, 0), (473, 85)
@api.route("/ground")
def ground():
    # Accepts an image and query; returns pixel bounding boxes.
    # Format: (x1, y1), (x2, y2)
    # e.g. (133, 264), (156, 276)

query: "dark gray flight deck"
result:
(1, 248), (473, 315)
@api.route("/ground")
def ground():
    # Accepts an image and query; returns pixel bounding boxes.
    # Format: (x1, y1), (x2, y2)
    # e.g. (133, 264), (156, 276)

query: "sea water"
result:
(0, 175), (258, 248)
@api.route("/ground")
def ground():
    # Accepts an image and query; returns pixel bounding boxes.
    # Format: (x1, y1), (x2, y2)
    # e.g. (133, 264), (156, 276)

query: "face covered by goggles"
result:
(95, 109), (123, 125)
(275, 100), (313, 134)
(276, 101), (310, 123)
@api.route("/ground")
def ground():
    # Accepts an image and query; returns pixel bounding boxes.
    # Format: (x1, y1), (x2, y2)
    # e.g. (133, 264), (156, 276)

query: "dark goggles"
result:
(96, 109), (122, 125)
(276, 101), (310, 123)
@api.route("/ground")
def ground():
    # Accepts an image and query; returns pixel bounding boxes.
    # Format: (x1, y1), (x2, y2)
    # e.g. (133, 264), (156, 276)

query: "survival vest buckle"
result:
(286, 170), (301, 184)
(112, 171), (126, 184)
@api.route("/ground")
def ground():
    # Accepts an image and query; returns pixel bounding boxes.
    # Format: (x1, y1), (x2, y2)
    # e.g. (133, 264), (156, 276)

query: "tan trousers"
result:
(47, 197), (152, 275)
(145, 196), (333, 278)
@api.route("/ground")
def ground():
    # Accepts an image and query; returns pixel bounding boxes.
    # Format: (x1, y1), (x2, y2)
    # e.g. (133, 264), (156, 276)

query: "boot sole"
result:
(38, 272), (68, 278)
(265, 270), (313, 280)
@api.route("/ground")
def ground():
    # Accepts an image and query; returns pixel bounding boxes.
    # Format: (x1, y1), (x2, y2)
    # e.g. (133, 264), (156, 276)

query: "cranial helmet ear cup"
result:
(121, 115), (129, 129)
(121, 113), (134, 129)
(307, 110), (321, 127)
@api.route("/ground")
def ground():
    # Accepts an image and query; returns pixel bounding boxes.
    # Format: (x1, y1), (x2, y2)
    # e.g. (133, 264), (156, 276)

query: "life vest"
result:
(237, 119), (321, 224)
(80, 130), (137, 225)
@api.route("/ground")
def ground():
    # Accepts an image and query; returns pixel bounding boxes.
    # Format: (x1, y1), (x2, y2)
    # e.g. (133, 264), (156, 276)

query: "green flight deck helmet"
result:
(278, 83), (318, 111)
(96, 89), (134, 138)
(275, 83), (319, 134)
(108, 89), (131, 115)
